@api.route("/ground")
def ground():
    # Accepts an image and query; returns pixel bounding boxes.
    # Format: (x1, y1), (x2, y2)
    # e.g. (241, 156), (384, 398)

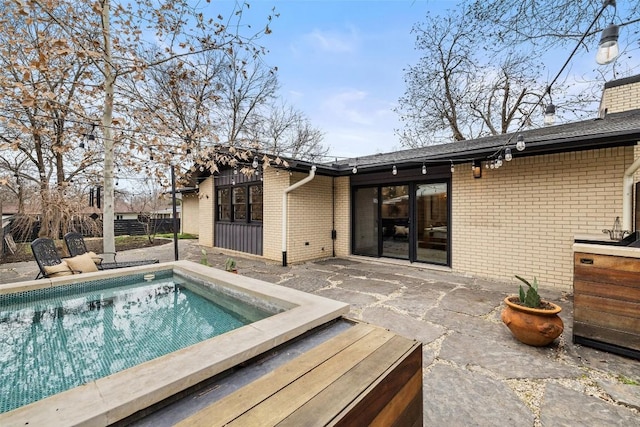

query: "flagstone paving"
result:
(2, 239), (639, 426)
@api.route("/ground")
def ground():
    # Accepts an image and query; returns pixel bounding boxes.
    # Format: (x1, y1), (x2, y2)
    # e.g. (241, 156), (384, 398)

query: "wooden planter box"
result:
(177, 321), (423, 426)
(573, 251), (640, 359)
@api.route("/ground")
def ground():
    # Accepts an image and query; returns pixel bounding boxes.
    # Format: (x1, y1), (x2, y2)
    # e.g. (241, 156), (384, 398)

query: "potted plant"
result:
(224, 257), (238, 273)
(501, 275), (564, 346)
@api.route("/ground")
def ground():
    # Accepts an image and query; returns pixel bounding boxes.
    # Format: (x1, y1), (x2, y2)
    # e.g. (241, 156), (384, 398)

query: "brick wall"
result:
(181, 193), (200, 236)
(333, 176), (351, 257)
(452, 146), (634, 291)
(198, 176), (214, 247)
(600, 76), (640, 114)
(263, 168), (288, 261)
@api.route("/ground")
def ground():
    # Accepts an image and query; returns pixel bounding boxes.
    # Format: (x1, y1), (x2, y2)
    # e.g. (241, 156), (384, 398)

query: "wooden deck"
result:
(176, 321), (422, 427)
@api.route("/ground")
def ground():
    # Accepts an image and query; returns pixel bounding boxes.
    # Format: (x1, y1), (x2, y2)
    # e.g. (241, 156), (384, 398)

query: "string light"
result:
(422, 162), (427, 175)
(450, 162), (455, 173)
(352, 165), (358, 174)
(392, 165), (397, 175)
(516, 134), (525, 151)
(505, 147), (513, 161)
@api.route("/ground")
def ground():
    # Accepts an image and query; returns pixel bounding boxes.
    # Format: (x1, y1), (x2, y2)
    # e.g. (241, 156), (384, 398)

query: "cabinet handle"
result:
(580, 258), (594, 265)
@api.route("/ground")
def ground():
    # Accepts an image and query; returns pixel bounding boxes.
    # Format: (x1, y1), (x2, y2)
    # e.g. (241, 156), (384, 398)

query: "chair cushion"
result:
(43, 261), (74, 278)
(66, 253), (99, 273)
(86, 251), (103, 265)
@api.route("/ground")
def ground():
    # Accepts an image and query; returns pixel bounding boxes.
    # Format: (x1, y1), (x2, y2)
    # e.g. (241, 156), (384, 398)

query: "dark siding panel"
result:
(215, 222), (263, 255)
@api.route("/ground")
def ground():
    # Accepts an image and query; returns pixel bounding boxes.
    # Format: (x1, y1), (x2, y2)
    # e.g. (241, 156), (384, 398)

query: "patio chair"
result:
(63, 232), (159, 270)
(30, 237), (81, 279)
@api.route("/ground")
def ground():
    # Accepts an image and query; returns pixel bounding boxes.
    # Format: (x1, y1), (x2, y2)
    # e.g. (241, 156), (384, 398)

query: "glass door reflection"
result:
(381, 185), (410, 260)
(416, 183), (448, 264)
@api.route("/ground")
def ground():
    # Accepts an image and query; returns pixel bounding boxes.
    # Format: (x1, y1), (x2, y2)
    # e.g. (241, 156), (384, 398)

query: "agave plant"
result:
(515, 275), (541, 308)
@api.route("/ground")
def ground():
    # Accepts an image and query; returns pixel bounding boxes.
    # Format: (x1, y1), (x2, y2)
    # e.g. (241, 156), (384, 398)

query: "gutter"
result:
(622, 156), (640, 231)
(282, 166), (317, 266)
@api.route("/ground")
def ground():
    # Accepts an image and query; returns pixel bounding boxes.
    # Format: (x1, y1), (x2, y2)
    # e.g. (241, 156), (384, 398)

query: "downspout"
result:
(282, 165), (317, 266)
(622, 156), (640, 232)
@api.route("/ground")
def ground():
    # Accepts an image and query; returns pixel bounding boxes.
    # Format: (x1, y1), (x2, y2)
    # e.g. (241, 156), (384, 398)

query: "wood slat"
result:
(228, 327), (398, 426)
(575, 252), (640, 274)
(175, 322), (383, 427)
(574, 279), (640, 303)
(574, 322), (640, 352)
(574, 304), (640, 334)
(368, 362), (423, 427)
(276, 337), (419, 427)
(574, 294), (640, 320)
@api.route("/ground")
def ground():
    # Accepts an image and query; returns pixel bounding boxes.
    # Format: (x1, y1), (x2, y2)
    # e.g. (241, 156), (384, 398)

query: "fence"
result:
(8, 218), (180, 243)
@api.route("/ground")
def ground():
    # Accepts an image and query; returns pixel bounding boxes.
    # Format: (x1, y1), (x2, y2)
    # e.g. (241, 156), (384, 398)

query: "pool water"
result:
(0, 271), (273, 413)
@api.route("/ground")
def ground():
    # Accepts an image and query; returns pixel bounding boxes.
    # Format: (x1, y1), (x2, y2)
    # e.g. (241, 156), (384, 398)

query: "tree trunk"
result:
(101, 0), (116, 261)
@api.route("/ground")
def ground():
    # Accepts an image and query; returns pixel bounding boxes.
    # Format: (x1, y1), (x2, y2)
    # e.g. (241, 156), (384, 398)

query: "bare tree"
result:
(396, 7), (596, 147)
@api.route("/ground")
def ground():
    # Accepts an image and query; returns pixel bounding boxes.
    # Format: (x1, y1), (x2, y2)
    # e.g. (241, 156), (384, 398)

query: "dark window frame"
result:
(216, 183), (263, 223)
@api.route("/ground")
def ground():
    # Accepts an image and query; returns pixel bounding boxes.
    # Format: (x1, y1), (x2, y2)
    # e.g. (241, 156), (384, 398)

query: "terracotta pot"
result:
(501, 296), (564, 346)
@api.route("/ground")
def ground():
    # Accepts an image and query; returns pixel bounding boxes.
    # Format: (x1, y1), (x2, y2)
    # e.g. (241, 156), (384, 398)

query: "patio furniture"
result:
(63, 232), (159, 270)
(30, 237), (80, 279)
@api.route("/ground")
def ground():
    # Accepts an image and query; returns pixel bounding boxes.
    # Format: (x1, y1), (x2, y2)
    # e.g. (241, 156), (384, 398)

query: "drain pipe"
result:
(282, 165), (316, 266)
(622, 156), (640, 232)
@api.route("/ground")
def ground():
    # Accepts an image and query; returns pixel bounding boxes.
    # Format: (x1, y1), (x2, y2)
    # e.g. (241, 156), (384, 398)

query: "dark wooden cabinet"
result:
(573, 252), (640, 359)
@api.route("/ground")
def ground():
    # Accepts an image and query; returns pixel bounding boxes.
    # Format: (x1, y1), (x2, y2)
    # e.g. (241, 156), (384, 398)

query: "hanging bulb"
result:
(422, 163), (427, 175)
(392, 165), (397, 175)
(596, 23), (619, 65)
(252, 156), (259, 169)
(450, 163), (455, 173)
(199, 166), (204, 172)
(505, 147), (513, 161)
(490, 160), (495, 169)
(233, 167), (238, 175)
(516, 134), (526, 151)
(544, 104), (556, 126)
(496, 155), (503, 168)
(231, 178), (235, 186)
(485, 161), (490, 169)
(352, 165), (358, 174)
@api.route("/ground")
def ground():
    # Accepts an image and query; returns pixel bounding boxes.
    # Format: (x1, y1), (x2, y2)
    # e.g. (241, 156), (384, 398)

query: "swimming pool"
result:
(0, 260), (349, 426)
(0, 270), (277, 413)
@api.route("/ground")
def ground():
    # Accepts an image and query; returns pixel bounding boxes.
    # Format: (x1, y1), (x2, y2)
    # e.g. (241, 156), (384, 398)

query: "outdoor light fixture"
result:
(544, 104), (556, 125)
(392, 165), (397, 175)
(472, 161), (482, 179)
(421, 163), (427, 175)
(252, 156), (259, 169)
(505, 147), (513, 161)
(516, 134), (526, 151)
(596, 23), (620, 64)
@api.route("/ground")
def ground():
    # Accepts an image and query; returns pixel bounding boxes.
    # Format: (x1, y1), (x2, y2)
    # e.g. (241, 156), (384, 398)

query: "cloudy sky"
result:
(228, 0), (441, 160)
(220, 0), (630, 160)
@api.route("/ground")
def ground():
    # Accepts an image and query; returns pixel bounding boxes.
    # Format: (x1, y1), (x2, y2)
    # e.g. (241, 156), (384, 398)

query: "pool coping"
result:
(0, 260), (350, 426)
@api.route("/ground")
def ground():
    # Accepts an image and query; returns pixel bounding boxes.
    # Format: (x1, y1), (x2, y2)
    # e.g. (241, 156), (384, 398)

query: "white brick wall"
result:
(452, 146), (635, 291)
(197, 176), (214, 247)
(181, 193), (199, 236)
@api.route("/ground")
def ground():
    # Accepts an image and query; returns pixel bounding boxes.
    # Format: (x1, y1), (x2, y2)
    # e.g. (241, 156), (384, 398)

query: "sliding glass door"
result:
(352, 181), (449, 266)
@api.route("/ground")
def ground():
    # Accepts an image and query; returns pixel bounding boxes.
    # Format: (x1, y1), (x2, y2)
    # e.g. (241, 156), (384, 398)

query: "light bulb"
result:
(352, 165), (358, 174)
(450, 164), (455, 173)
(392, 165), (397, 175)
(199, 166), (204, 172)
(233, 168), (238, 175)
(516, 134), (525, 151)
(596, 23), (619, 65)
(421, 164), (427, 175)
(544, 104), (556, 126)
(252, 156), (259, 169)
(490, 161), (495, 169)
(496, 155), (503, 168)
(505, 148), (513, 161)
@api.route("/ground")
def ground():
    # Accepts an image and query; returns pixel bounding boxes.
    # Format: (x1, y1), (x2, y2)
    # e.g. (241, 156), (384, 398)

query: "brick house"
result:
(187, 75), (640, 292)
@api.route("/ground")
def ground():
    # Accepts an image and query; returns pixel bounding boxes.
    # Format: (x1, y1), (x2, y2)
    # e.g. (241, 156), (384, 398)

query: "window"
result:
(116, 214), (123, 220)
(250, 185), (263, 221)
(217, 188), (231, 221)
(233, 187), (247, 220)
(216, 184), (262, 223)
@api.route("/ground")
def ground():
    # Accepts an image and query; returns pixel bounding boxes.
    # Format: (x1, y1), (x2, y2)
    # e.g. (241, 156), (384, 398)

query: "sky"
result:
(225, 0), (445, 160)
(218, 0), (634, 161)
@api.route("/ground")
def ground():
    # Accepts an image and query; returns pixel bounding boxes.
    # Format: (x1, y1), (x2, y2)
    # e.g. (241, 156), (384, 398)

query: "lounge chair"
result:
(30, 237), (81, 279)
(63, 232), (159, 270)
